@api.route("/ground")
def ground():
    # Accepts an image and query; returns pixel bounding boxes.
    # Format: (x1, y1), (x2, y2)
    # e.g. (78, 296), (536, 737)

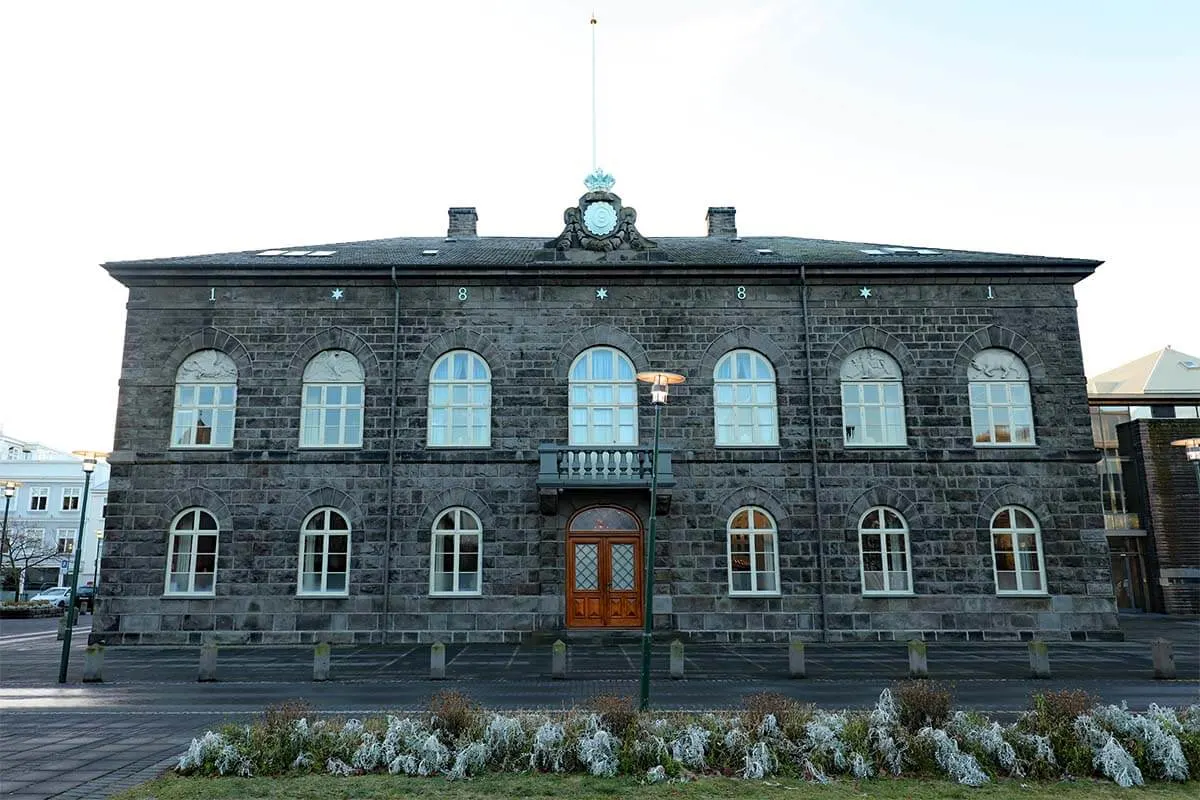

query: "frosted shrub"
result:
(530, 721), (568, 772)
(351, 731), (384, 772)
(177, 730), (228, 773)
(290, 752), (311, 770)
(670, 724), (711, 770)
(416, 733), (450, 777)
(325, 757), (353, 777)
(483, 715), (528, 768)
(290, 717), (309, 745)
(388, 754), (419, 775)
(1074, 714), (1143, 787)
(1092, 703), (1189, 781)
(339, 718), (364, 743)
(577, 719), (619, 777)
(850, 752), (874, 779)
(382, 715), (429, 764)
(448, 741), (489, 780)
(645, 764), (667, 783)
(756, 713), (779, 738)
(918, 727), (989, 786)
(948, 711), (1021, 776)
(740, 741), (776, 779)
(806, 711), (850, 772)
(869, 689), (904, 775)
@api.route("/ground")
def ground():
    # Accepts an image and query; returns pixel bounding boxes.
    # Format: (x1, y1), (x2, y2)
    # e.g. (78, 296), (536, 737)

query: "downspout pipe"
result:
(383, 266), (401, 643)
(801, 264), (828, 642)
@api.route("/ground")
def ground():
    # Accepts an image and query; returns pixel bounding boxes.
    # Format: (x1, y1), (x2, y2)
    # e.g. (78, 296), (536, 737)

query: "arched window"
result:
(301, 350), (364, 448)
(858, 507), (912, 595)
(714, 350), (779, 446)
(968, 349), (1035, 446)
(990, 506), (1045, 595)
(430, 507), (482, 595)
(165, 508), (219, 596)
(569, 347), (637, 446)
(726, 507), (779, 595)
(840, 349), (906, 447)
(428, 350), (491, 447)
(171, 350), (237, 448)
(298, 508), (351, 596)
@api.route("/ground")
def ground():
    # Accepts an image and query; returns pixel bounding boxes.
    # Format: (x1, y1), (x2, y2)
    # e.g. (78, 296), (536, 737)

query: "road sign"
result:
(60, 559), (69, 570)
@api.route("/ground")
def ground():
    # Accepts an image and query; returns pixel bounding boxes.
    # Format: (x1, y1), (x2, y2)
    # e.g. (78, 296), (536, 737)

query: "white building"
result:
(0, 433), (109, 596)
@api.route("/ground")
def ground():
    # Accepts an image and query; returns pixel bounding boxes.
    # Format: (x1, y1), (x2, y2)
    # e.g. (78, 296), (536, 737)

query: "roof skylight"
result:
(422, 249), (439, 256)
(755, 248), (774, 255)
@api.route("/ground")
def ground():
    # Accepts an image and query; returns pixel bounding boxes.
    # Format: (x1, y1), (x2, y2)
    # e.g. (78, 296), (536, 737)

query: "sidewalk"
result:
(0, 613), (1197, 799)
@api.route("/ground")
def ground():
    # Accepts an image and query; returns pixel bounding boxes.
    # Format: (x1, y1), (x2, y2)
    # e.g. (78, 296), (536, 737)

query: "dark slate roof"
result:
(104, 235), (1100, 271)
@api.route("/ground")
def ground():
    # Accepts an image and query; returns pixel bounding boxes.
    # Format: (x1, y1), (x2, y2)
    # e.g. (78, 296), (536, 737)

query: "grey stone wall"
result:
(96, 275), (1118, 644)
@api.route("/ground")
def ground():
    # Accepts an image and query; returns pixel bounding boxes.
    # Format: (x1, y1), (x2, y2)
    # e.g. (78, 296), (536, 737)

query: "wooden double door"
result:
(566, 506), (643, 629)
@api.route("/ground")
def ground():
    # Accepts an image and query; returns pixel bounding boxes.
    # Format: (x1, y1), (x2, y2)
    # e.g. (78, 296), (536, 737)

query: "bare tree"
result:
(1, 524), (60, 596)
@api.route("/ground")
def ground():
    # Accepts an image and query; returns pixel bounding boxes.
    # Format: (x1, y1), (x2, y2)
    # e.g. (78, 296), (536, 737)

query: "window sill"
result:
(861, 592), (916, 598)
(974, 443), (1038, 449)
(715, 443), (781, 450)
(298, 445), (363, 451)
(297, 591), (350, 599)
(728, 591), (782, 598)
(994, 591), (1049, 598)
(429, 591), (483, 598)
(844, 443), (909, 449)
(425, 445), (492, 450)
(168, 446), (234, 451)
(162, 592), (216, 599)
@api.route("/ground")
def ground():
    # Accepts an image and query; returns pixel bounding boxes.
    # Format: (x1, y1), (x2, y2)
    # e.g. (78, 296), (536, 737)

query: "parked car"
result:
(75, 586), (95, 611)
(29, 587), (71, 608)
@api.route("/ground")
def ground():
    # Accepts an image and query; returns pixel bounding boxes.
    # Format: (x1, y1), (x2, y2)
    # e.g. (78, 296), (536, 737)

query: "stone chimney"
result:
(447, 207), (478, 238)
(706, 207), (737, 238)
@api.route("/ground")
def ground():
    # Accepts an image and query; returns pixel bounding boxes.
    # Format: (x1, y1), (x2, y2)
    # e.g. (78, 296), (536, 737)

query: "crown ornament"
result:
(583, 168), (615, 192)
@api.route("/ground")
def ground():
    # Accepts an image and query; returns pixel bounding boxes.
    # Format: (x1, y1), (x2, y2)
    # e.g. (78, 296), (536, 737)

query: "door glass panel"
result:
(610, 543), (635, 590)
(571, 507), (639, 532)
(574, 543), (598, 590)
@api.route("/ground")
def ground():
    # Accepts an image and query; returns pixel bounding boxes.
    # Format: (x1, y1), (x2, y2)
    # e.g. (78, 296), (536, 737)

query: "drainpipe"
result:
(801, 264), (828, 642)
(383, 266), (401, 643)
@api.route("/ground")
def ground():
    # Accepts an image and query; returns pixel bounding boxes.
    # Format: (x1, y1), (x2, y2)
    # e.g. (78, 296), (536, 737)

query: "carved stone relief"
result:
(303, 350), (364, 383)
(177, 350), (237, 383)
(968, 348), (1029, 381)
(840, 348), (901, 381)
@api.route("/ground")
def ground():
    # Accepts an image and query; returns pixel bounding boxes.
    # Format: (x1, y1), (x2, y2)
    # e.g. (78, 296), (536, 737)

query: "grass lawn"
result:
(111, 774), (1200, 799)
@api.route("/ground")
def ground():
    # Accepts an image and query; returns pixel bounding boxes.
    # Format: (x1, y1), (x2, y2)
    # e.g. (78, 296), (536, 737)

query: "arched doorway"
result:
(566, 505), (642, 628)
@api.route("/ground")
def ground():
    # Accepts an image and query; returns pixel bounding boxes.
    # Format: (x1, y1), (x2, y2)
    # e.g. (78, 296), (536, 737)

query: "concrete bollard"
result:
(198, 642), (218, 682)
(56, 615), (68, 641)
(908, 639), (929, 678)
(1028, 639), (1050, 679)
(552, 639), (567, 679)
(82, 644), (104, 683)
(670, 639), (684, 680)
(788, 641), (807, 678)
(1152, 638), (1176, 680)
(430, 641), (446, 680)
(313, 641), (331, 682)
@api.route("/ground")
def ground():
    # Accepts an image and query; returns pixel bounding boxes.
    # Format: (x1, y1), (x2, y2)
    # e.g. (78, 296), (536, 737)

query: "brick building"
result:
(96, 174), (1119, 644)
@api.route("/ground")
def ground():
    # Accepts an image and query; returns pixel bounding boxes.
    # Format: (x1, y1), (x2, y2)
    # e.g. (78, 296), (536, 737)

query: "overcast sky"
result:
(1, 0), (1196, 453)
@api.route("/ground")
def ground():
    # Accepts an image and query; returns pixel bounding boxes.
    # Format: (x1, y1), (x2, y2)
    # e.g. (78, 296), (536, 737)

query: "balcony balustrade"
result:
(536, 444), (674, 514)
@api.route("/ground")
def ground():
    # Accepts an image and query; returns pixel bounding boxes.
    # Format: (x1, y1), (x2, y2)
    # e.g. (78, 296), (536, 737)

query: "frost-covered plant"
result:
(918, 727), (988, 786)
(578, 725), (618, 776)
(351, 731), (384, 773)
(483, 714), (528, 769)
(757, 713), (779, 738)
(805, 711), (851, 772)
(325, 757), (353, 776)
(447, 741), (488, 780)
(291, 752), (311, 770)
(868, 689), (904, 775)
(339, 718), (364, 743)
(416, 733), (450, 777)
(741, 741), (776, 779)
(645, 764), (667, 783)
(1092, 703), (1188, 781)
(177, 730), (228, 773)
(530, 720), (568, 773)
(948, 711), (1020, 776)
(669, 724), (711, 770)
(1075, 714), (1143, 787)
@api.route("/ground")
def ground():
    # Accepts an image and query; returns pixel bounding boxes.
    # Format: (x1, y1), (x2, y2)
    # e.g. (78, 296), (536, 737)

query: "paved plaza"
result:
(1, 615), (1197, 799)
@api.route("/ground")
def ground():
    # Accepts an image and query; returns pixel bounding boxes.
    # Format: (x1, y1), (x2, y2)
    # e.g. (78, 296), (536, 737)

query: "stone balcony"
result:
(536, 444), (675, 514)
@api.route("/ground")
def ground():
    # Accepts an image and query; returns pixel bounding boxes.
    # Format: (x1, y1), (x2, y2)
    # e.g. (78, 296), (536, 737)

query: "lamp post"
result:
(1171, 437), (1200, 506)
(93, 530), (104, 593)
(58, 451), (106, 684)
(635, 369), (685, 712)
(2, 481), (20, 599)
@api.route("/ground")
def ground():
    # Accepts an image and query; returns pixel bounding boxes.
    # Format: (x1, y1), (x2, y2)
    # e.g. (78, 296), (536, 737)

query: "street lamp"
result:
(1, 481), (21, 599)
(1171, 437), (1200, 505)
(634, 369), (685, 711)
(58, 451), (107, 684)
(93, 530), (104, 593)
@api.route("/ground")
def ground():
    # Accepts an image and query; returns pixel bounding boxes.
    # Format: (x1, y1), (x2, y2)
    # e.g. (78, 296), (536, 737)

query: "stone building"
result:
(96, 173), (1119, 644)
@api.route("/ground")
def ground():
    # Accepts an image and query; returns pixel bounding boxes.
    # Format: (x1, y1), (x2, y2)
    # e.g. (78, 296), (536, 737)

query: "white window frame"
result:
(56, 528), (75, 555)
(990, 506), (1047, 596)
(714, 349), (779, 447)
(61, 487), (81, 512)
(568, 347), (638, 446)
(858, 507), (913, 596)
(430, 507), (483, 596)
(29, 486), (49, 512)
(427, 350), (492, 448)
(296, 508), (351, 597)
(968, 349), (1036, 447)
(171, 350), (237, 449)
(300, 350), (366, 449)
(726, 506), (780, 596)
(164, 508), (219, 597)
(840, 349), (907, 447)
